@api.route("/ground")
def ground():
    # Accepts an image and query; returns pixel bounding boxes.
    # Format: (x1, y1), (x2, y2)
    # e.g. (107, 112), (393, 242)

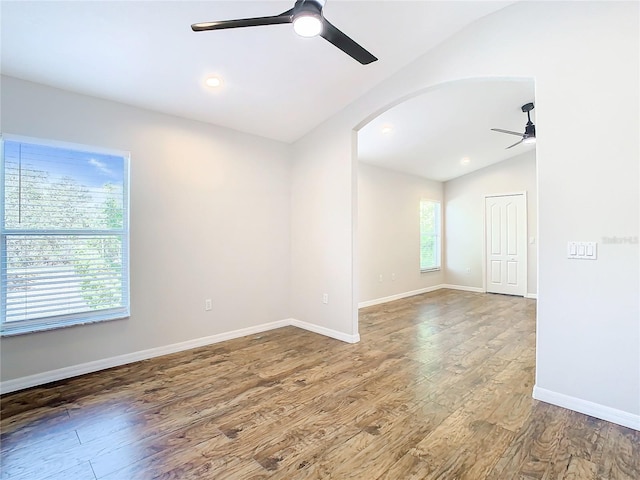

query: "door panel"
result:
(491, 261), (501, 283)
(486, 194), (527, 296)
(507, 261), (518, 285)
(507, 203), (518, 255)
(491, 205), (501, 254)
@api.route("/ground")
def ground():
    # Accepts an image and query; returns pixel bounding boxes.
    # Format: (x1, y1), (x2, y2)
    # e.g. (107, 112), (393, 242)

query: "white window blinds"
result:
(1, 137), (130, 335)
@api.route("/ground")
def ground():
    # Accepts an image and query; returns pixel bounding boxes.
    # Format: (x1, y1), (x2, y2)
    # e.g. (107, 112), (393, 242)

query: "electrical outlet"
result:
(322, 293), (329, 304)
(205, 299), (212, 311)
(391, 273), (396, 281)
(378, 274), (383, 283)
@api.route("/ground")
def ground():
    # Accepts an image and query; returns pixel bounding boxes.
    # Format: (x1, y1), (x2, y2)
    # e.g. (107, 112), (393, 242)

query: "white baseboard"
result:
(533, 385), (640, 431)
(441, 284), (485, 293)
(358, 285), (443, 309)
(290, 318), (360, 344)
(1, 318), (359, 394)
(358, 284), (488, 309)
(525, 293), (538, 299)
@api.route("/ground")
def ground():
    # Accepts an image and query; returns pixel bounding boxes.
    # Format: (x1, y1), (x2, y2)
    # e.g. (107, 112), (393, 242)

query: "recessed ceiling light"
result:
(381, 125), (394, 135)
(460, 157), (471, 165)
(205, 76), (222, 88)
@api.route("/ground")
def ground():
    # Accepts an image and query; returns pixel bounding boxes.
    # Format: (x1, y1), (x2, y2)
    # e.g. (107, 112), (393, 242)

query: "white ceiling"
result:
(1, 1), (534, 181)
(358, 79), (536, 181)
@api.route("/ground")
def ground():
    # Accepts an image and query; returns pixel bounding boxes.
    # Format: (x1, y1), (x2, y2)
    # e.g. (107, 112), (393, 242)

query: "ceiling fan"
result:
(191, 0), (377, 65)
(491, 102), (536, 149)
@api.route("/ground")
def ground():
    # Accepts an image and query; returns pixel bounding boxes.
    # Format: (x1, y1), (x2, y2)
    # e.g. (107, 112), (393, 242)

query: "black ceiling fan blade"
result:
(320, 19), (377, 65)
(491, 128), (524, 137)
(192, 9), (294, 32)
(506, 139), (524, 149)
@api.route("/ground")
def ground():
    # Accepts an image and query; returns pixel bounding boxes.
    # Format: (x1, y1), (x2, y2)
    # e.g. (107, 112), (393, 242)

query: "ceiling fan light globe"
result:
(523, 136), (536, 145)
(293, 14), (323, 37)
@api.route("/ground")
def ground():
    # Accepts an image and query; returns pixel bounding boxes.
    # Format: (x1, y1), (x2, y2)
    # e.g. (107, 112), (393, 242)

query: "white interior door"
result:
(485, 194), (527, 296)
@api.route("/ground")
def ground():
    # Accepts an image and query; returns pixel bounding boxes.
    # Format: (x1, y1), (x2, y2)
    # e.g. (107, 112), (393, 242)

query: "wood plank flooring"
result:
(1, 289), (639, 479)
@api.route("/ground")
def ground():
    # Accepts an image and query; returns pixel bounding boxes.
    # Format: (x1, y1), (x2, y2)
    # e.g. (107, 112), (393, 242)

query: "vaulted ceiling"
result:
(358, 79), (535, 182)
(1, 1), (534, 181)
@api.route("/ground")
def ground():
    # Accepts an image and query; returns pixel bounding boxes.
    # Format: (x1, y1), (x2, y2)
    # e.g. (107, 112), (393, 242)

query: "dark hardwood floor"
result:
(1, 289), (638, 479)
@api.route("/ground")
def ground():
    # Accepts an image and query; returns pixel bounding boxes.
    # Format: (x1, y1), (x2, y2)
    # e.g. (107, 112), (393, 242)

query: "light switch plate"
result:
(568, 241), (597, 260)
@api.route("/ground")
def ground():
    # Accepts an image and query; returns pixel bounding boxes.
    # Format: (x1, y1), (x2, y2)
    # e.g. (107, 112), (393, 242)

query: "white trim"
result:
(358, 285), (443, 308)
(358, 284), (488, 309)
(441, 284), (485, 293)
(290, 318), (360, 344)
(2, 318), (359, 394)
(484, 191), (529, 198)
(0, 132), (130, 158)
(525, 293), (538, 299)
(533, 385), (640, 431)
(351, 130), (361, 342)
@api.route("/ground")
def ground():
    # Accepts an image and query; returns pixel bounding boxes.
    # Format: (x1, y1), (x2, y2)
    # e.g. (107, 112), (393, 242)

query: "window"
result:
(419, 199), (441, 272)
(1, 136), (130, 335)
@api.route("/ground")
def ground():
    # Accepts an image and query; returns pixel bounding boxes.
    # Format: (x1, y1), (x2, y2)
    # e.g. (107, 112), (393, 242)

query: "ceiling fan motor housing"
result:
(525, 123), (536, 137)
(294, 0), (323, 17)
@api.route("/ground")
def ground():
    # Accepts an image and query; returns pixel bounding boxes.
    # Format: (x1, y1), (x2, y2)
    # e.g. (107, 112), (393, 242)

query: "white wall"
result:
(358, 163), (444, 304)
(291, 2), (639, 427)
(0, 76), (292, 382)
(444, 151), (537, 296)
(290, 124), (359, 341)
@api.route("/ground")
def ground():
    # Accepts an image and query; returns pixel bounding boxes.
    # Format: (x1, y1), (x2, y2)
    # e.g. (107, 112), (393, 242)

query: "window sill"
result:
(420, 267), (441, 273)
(1, 311), (129, 337)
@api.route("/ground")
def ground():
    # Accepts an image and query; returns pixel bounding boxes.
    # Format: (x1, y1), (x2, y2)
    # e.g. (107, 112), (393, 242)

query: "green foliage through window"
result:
(420, 199), (441, 271)
(1, 137), (130, 334)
